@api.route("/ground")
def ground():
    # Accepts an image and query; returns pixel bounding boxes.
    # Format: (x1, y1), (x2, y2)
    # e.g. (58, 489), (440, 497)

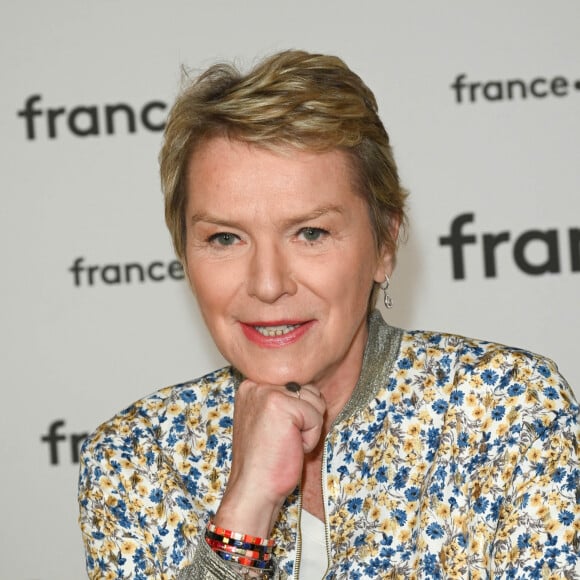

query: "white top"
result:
(298, 510), (328, 579)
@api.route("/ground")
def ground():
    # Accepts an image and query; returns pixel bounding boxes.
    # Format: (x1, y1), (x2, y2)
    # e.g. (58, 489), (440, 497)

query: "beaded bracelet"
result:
(205, 537), (273, 561)
(206, 521), (275, 547)
(206, 531), (273, 555)
(204, 519), (276, 576)
(213, 548), (272, 569)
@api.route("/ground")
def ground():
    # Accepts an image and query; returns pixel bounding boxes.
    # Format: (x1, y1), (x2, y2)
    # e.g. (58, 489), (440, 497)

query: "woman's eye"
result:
(298, 227), (328, 242)
(208, 232), (239, 246)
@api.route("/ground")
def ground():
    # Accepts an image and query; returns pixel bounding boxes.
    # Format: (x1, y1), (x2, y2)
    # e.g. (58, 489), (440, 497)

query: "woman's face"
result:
(184, 137), (393, 391)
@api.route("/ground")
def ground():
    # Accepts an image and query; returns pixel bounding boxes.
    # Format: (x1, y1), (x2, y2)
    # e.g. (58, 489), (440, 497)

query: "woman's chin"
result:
(239, 365), (310, 387)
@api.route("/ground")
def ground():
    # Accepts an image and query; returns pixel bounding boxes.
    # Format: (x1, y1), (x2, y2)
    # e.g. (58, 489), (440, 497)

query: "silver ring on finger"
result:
(285, 381), (301, 400)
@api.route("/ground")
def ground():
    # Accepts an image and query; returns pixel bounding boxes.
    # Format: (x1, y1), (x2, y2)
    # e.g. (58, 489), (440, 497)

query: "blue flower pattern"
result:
(79, 325), (580, 579)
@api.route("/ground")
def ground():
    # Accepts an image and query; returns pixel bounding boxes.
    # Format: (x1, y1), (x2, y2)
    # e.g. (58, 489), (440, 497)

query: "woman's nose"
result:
(246, 242), (297, 303)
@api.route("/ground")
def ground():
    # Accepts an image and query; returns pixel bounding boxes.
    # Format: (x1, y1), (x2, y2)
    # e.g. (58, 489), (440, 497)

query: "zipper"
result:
(320, 440), (331, 578)
(293, 439), (332, 580)
(292, 486), (303, 580)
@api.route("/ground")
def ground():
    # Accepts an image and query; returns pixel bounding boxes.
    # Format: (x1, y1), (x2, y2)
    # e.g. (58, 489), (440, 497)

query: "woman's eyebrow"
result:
(189, 205), (344, 230)
(280, 205), (345, 229)
(189, 212), (243, 229)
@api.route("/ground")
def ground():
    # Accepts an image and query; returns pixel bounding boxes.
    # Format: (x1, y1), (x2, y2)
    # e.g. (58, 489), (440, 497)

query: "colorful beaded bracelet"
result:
(205, 531), (273, 554)
(213, 548), (272, 569)
(206, 521), (275, 547)
(204, 519), (276, 577)
(205, 537), (273, 561)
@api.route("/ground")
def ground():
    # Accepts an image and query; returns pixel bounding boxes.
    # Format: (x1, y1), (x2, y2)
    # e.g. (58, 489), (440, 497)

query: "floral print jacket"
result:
(79, 311), (579, 579)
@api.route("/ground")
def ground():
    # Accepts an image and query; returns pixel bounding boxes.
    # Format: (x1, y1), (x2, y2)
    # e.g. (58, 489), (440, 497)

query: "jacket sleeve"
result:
(177, 538), (282, 580)
(79, 430), (282, 580)
(78, 434), (173, 580)
(489, 394), (580, 577)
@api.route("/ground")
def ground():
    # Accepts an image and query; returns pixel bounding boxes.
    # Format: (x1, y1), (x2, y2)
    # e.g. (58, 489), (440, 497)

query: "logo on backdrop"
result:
(17, 94), (167, 140)
(439, 213), (580, 279)
(450, 74), (580, 104)
(69, 257), (185, 286)
(41, 420), (88, 465)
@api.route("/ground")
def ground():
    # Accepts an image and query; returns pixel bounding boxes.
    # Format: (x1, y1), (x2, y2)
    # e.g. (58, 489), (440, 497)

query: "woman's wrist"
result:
(214, 485), (284, 538)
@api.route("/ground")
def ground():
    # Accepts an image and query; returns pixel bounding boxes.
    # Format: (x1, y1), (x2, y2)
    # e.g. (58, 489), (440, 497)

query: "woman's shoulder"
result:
(402, 326), (547, 362)
(81, 365), (238, 457)
(396, 326), (578, 420)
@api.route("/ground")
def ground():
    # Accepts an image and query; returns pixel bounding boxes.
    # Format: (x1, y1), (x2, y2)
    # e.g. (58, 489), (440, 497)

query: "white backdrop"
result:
(1, 2), (579, 578)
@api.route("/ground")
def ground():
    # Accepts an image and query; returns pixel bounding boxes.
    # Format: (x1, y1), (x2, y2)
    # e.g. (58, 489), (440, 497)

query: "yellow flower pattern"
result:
(79, 314), (579, 579)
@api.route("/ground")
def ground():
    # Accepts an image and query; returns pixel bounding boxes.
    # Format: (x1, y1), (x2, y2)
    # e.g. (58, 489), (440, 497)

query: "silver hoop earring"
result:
(380, 275), (393, 309)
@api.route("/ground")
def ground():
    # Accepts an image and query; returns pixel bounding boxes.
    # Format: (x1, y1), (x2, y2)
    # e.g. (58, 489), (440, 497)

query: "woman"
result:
(79, 50), (579, 579)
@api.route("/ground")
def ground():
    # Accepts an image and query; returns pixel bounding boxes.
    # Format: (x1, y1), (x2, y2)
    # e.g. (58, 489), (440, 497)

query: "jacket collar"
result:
(332, 310), (403, 428)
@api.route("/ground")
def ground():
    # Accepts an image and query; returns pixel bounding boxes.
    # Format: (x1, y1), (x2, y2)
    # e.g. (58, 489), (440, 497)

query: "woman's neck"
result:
(315, 321), (368, 429)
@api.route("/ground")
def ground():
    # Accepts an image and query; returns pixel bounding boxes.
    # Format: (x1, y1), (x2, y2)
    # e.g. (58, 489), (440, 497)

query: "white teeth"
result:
(254, 324), (300, 337)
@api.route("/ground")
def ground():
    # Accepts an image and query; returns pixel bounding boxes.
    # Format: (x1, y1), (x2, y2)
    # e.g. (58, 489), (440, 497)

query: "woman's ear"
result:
(373, 217), (401, 283)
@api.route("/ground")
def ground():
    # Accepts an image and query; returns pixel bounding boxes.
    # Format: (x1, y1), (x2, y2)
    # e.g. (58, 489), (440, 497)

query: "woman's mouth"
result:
(240, 320), (314, 347)
(253, 323), (301, 337)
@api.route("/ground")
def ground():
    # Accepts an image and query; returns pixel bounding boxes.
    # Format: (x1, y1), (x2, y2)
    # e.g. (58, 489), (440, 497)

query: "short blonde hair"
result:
(160, 50), (407, 296)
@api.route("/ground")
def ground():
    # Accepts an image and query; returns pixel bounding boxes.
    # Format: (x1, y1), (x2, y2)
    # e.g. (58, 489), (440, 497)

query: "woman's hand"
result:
(213, 380), (326, 537)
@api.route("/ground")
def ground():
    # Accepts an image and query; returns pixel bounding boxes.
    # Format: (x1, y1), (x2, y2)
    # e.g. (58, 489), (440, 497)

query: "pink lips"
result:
(240, 320), (314, 348)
